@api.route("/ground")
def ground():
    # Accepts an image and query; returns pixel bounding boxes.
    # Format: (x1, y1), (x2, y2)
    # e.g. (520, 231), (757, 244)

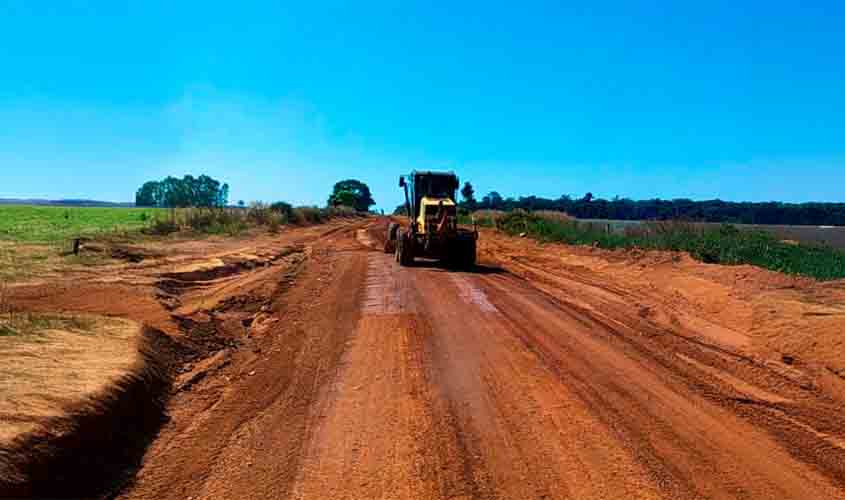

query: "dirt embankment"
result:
(0, 321), (174, 498)
(478, 228), (845, 399)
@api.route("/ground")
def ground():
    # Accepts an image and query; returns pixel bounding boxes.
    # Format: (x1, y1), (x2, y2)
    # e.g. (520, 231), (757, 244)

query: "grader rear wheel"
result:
(384, 223), (399, 254)
(396, 231), (415, 267)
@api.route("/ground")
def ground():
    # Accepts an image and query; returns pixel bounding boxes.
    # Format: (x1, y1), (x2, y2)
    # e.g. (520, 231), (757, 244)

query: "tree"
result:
(270, 201), (293, 220)
(460, 181), (476, 209)
(480, 191), (503, 210)
(135, 181), (161, 207)
(430, 188), (845, 226)
(135, 174), (229, 208)
(328, 179), (375, 212)
(332, 190), (358, 208)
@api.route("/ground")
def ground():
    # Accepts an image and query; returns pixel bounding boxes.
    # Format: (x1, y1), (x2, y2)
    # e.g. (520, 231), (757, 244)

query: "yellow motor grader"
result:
(385, 170), (477, 268)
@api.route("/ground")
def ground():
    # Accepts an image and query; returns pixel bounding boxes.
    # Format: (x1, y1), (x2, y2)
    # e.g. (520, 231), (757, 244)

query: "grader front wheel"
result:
(396, 232), (415, 267)
(384, 223), (399, 254)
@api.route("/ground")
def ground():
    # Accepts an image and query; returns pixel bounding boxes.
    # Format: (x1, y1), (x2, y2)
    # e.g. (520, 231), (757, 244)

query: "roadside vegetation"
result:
(0, 176), (374, 283)
(486, 210), (845, 280)
(458, 182), (845, 226)
(2, 175), (376, 244)
(144, 204), (360, 237)
(0, 204), (363, 245)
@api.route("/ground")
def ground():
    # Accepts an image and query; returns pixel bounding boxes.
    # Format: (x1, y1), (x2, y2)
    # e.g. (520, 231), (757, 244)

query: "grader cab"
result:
(386, 170), (477, 268)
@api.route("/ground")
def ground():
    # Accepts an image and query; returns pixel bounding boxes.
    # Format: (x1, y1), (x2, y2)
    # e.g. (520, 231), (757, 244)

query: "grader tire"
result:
(384, 223), (399, 254)
(449, 237), (476, 270)
(397, 232), (415, 267)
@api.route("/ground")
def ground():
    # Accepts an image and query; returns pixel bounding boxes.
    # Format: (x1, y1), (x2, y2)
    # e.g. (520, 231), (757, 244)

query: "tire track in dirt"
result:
(413, 268), (666, 499)
(471, 271), (845, 498)
(287, 249), (488, 499)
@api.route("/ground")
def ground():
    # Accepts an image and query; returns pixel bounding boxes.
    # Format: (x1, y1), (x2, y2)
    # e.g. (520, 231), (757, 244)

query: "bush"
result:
(267, 213), (283, 233)
(291, 206), (323, 225)
(182, 208), (247, 235)
(270, 201), (294, 223)
(324, 205), (357, 218)
(146, 214), (179, 235)
(470, 209), (506, 227)
(246, 202), (273, 226)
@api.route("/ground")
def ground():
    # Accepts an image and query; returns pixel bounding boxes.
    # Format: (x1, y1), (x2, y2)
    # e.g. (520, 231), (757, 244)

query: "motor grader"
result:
(385, 170), (477, 268)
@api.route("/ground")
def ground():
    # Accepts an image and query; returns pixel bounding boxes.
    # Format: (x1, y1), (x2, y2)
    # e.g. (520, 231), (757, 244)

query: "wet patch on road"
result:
(450, 275), (499, 313)
(355, 229), (378, 250)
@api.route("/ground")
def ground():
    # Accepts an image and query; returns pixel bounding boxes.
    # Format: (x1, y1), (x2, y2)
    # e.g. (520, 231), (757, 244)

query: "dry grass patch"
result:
(0, 314), (172, 497)
(0, 315), (138, 444)
(0, 240), (117, 283)
(0, 242), (55, 281)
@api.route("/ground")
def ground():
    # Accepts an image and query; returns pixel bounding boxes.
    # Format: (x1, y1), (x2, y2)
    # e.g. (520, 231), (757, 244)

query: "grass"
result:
(494, 211), (845, 281)
(0, 280), (96, 338)
(459, 209), (505, 227)
(0, 204), (367, 244)
(0, 205), (166, 243)
(0, 314), (97, 339)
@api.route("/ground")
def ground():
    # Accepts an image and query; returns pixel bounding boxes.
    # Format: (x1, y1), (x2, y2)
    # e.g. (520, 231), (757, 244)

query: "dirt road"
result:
(103, 218), (845, 500)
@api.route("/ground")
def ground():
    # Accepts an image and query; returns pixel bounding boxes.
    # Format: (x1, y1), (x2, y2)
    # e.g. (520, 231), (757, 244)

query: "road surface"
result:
(119, 219), (845, 500)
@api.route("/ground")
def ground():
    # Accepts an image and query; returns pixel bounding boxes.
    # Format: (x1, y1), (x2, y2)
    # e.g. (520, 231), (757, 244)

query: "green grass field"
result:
(0, 206), (165, 243)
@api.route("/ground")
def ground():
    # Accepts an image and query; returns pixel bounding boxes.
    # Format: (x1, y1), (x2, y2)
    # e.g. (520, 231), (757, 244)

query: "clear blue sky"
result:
(1, 1), (843, 210)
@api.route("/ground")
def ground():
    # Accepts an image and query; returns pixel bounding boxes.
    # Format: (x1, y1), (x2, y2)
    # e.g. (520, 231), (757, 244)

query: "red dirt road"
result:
(111, 219), (845, 500)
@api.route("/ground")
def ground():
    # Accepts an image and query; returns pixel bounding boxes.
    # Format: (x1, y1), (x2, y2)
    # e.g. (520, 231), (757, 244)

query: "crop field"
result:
(578, 219), (845, 249)
(0, 205), (165, 243)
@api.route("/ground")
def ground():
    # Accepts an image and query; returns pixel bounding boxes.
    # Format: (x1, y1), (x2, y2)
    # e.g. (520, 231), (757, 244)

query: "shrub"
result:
(181, 208), (247, 235)
(291, 206), (322, 225)
(534, 210), (574, 224)
(246, 202), (273, 226)
(324, 205), (357, 218)
(270, 201), (294, 223)
(267, 213), (284, 233)
(469, 209), (506, 227)
(146, 214), (179, 235)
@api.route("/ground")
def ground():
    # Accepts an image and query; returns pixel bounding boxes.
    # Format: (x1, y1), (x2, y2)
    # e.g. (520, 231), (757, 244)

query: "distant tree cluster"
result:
(460, 181), (476, 210)
(462, 185), (845, 226)
(136, 175), (230, 208)
(328, 179), (375, 212)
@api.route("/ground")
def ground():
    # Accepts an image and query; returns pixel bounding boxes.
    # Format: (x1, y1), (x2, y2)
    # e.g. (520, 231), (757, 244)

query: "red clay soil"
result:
(8, 217), (845, 499)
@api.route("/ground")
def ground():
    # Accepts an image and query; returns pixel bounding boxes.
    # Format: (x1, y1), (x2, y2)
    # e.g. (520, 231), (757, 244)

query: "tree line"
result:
(459, 183), (845, 226)
(135, 175), (377, 212)
(136, 175), (230, 208)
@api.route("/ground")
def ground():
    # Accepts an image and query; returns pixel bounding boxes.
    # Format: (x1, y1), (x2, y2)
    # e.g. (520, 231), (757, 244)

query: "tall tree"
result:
(481, 191), (504, 210)
(134, 175), (229, 208)
(328, 179), (375, 212)
(332, 190), (358, 208)
(135, 181), (161, 207)
(460, 181), (476, 209)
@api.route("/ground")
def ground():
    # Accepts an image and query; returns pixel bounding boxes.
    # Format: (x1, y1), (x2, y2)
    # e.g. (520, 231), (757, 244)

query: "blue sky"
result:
(1, 1), (843, 210)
